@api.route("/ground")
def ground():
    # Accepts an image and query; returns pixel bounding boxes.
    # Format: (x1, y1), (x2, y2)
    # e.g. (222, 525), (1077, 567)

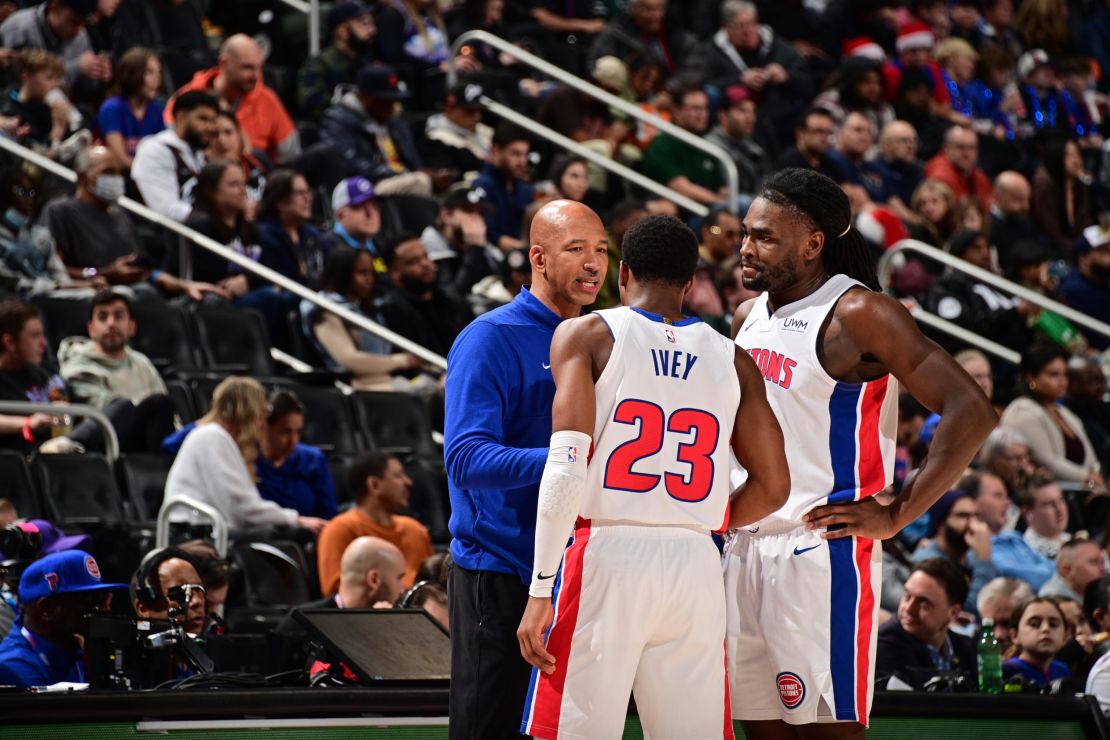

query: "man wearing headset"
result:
(130, 547), (208, 636)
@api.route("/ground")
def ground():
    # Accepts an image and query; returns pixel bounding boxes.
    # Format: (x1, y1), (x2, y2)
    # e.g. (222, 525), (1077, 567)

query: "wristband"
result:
(81, 267), (97, 279)
(21, 416), (34, 444)
(148, 269), (163, 284)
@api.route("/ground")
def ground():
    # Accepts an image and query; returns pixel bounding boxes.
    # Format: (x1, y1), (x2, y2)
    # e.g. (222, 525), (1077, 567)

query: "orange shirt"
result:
(316, 507), (434, 596)
(166, 67), (296, 162)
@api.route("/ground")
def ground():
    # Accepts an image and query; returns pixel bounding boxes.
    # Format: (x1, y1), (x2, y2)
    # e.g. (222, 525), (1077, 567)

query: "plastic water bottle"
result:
(978, 618), (1003, 693)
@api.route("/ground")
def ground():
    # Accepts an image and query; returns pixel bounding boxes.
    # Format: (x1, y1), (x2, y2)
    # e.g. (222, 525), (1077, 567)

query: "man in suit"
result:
(876, 557), (978, 689)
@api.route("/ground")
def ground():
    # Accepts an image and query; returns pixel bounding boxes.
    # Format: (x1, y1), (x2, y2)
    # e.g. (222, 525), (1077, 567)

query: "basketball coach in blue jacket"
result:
(444, 199), (609, 739)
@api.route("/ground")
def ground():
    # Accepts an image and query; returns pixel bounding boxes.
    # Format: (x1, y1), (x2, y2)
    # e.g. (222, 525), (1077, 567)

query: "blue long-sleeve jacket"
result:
(444, 286), (562, 583)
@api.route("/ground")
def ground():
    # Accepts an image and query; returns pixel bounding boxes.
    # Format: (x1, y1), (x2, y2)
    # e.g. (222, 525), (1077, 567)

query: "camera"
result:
(0, 524), (43, 561)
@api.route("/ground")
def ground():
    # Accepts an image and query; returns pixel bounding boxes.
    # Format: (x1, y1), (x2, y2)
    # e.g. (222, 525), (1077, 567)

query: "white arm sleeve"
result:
(529, 430), (592, 598)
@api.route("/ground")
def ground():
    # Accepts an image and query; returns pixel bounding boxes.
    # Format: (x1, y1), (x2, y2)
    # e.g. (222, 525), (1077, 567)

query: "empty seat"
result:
(0, 449), (44, 520)
(131, 302), (202, 373)
(35, 453), (127, 528)
(192, 307), (274, 376)
(166, 379), (198, 422)
(32, 295), (91, 351)
(328, 455), (353, 507)
(189, 375), (297, 418)
(231, 541), (311, 608)
(405, 458), (450, 544)
(116, 453), (173, 520)
(289, 385), (364, 455)
(351, 391), (439, 460)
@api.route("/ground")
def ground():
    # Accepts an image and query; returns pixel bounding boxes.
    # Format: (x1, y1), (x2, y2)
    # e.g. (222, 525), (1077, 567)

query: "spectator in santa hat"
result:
(884, 21), (951, 112)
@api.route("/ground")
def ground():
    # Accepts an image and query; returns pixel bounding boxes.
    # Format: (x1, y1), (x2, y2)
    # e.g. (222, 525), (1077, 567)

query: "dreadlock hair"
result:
(756, 168), (880, 290)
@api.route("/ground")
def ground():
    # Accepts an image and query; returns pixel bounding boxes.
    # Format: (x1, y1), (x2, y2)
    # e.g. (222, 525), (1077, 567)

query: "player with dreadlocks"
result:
(724, 168), (996, 739)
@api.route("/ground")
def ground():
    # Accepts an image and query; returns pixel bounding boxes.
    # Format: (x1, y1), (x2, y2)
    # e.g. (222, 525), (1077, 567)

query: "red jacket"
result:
(923, 154), (994, 213)
(166, 68), (296, 163)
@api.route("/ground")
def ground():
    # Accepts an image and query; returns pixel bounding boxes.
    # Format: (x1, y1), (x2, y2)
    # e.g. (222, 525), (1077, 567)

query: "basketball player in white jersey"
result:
(725, 168), (997, 739)
(516, 215), (790, 739)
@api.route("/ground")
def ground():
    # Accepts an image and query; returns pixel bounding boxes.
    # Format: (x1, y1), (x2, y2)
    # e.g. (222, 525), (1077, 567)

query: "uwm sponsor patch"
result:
(776, 672), (806, 709)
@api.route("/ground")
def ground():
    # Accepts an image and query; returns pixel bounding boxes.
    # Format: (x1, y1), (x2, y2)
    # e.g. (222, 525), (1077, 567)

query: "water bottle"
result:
(978, 618), (1003, 693)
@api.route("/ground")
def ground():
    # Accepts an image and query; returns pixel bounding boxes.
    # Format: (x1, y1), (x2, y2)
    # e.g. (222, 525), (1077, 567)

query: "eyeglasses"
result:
(11, 186), (36, 199)
(290, 189), (313, 198)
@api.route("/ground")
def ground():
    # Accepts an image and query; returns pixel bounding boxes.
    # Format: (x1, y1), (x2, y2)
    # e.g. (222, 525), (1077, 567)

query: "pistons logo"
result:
(44, 572), (60, 592)
(776, 672), (806, 709)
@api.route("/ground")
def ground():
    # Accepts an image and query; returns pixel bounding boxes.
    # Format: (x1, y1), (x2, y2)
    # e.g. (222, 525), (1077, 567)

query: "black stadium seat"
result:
(288, 385), (364, 455)
(34, 453), (127, 528)
(405, 458), (451, 544)
(351, 391), (439, 460)
(131, 302), (203, 374)
(31, 294), (91, 351)
(116, 453), (174, 521)
(192, 307), (274, 376)
(0, 449), (44, 520)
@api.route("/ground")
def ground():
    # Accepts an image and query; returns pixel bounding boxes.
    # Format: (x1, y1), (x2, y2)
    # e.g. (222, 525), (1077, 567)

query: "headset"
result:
(397, 580), (442, 609)
(133, 547), (203, 613)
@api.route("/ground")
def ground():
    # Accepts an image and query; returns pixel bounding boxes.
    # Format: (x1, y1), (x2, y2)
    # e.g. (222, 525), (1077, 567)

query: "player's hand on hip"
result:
(803, 497), (897, 540)
(517, 596), (556, 674)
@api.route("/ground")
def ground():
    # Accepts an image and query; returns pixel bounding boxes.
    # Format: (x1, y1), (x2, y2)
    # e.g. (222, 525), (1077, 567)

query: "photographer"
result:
(0, 550), (125, 688)
(876, 558), (978, 690)
(130, 547), (207, 637)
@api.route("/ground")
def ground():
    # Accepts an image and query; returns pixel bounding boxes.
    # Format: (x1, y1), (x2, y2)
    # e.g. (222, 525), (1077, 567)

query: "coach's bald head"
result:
(528, 200), (608, 319)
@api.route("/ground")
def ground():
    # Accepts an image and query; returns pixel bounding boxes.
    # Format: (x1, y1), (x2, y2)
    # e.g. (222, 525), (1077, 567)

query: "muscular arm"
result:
(805, 291), (997, 539)
(728, 346), (790, 527)
(518, 316), (606, 673)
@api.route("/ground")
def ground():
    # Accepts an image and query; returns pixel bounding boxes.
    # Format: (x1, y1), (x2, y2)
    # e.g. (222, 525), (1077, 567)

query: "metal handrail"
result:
(0, 136), (447, 371)
(880, 239), (1110, 341)
(483, 97), (709, 216)
(900, 300), (1022, 365)
(448, 29), (741, 212)
(157, 495), (229, 556)
(276, 0), (321, 57)
(0, 401), (120, 461)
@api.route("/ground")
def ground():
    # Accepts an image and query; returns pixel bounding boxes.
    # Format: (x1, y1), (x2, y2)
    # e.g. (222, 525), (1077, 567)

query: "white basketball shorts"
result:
(723, 522), (881, 726)
(522, 521), (734, 740)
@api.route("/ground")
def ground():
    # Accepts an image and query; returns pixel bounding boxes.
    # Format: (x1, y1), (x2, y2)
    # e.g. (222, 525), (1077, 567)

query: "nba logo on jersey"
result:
(567, 446), (578, 463)
(664, 328), (676, 343)
(776, 672), (805, 709)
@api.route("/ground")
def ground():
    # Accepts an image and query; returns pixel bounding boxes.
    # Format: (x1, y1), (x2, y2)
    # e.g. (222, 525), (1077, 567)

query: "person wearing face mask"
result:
(41, 146), (222, 301)
(297, 1), (378, 121)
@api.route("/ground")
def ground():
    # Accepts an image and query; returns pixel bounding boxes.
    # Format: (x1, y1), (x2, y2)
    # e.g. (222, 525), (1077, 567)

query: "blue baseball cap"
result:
(332, 176), (377, 212)
(19, 550), (127, 603)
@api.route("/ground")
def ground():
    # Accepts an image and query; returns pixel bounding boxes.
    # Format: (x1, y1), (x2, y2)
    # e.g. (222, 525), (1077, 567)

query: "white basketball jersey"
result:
(583, 307), (741, 532)
(734, 274), (898, 527)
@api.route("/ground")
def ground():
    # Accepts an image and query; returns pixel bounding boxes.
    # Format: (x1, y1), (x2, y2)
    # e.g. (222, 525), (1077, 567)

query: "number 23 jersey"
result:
(584, 307), (741, 532)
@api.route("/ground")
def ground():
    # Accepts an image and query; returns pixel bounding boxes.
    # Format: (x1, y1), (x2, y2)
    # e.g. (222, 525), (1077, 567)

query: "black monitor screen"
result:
(294, 608), (451, 683)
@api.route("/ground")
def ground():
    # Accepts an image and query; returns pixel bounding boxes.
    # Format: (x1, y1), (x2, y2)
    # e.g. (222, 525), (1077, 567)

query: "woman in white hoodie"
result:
(161, 376), (327, 534)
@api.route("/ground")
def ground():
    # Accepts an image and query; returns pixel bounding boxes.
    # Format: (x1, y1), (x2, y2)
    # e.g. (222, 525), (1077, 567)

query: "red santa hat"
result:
(842, 37), (886, 62)
(896, 21), (935, 53)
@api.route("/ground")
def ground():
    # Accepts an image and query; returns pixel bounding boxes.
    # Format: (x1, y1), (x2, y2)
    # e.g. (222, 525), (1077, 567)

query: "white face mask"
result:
(91, 174), (126, 202)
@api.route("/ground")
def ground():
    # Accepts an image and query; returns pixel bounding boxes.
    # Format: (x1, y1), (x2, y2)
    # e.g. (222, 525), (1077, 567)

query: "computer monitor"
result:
(292, 608), (450, 684)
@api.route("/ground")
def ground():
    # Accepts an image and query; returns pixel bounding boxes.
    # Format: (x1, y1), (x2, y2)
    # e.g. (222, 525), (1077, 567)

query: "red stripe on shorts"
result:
(526, 519), (593, 738)
(723, 644), (735, 740)
(853, 536), (875, 726)
(856, 375), (889, 500)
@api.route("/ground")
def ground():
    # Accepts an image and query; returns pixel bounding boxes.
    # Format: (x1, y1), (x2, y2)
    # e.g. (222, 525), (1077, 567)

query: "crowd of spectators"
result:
(0, 0), (1108, 715)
